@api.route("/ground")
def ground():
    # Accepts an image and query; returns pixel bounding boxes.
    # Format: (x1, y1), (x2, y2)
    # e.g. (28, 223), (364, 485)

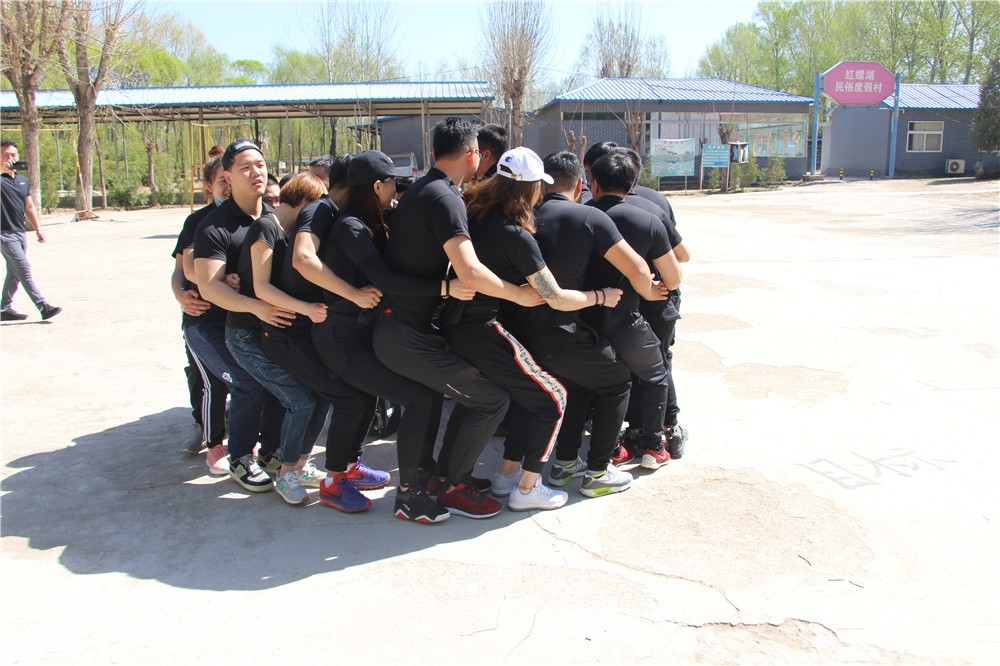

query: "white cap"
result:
(496, 147), (554, 184)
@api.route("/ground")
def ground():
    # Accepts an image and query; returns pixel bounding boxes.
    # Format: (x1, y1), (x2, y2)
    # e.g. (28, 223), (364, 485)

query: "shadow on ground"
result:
(1, 407), (534, 591)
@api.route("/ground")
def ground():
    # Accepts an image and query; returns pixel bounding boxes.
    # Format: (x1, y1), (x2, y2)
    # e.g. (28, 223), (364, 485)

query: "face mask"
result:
(214, 197), (225, 207)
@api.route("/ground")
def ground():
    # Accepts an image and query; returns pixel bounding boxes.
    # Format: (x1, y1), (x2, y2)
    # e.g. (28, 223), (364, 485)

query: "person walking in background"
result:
(1, 140), (61, 322)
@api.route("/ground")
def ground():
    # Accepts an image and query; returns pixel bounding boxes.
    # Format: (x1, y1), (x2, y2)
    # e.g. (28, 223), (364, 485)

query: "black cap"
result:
(222, 139), (262, 170)
(348, 151), (394, 186)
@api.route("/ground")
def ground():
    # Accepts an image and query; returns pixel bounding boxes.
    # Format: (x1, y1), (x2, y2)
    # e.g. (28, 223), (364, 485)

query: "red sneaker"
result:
(436, 483), (502, 519)
(427, 475), (492, 495)
(611, 444), (636, 466)
(640, 446), (671, 470)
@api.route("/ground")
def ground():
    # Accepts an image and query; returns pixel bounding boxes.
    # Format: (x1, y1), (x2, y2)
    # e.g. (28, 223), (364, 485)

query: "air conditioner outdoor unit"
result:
(945, 159), (965, 175)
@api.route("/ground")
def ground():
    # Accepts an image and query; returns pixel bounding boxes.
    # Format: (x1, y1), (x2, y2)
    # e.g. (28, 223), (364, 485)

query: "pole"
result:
(810, 71), (820, 174)
(887, 72), (902, 178)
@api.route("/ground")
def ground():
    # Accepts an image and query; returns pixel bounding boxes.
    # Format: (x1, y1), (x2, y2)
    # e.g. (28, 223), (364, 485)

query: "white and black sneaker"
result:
(229, 454), (274, 493)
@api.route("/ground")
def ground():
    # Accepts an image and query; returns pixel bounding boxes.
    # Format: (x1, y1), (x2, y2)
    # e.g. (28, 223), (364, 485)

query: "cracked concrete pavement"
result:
(2, 176), (998, 664)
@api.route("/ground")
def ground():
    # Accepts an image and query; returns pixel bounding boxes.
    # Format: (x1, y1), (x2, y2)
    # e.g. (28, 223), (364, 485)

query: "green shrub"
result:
(107, 182), (146, 210)
(707, 167), (721, 190)
(764, 156), (786, 184)
(744, 149), (760, 186)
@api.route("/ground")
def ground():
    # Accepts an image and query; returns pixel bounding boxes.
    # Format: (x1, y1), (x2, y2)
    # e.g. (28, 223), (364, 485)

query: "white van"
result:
(389, 152), (420, 178)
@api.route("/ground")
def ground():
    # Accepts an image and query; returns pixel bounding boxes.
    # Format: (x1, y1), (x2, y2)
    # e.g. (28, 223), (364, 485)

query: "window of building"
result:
(906, 121), (943, 152)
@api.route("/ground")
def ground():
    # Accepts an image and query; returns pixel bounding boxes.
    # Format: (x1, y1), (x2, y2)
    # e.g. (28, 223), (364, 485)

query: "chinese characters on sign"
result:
(650, 138), (696, 177)
(823, 61), (895, 106)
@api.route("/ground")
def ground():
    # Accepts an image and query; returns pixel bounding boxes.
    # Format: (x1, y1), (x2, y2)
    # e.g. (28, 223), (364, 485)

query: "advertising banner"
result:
(650, 138), (695, 177)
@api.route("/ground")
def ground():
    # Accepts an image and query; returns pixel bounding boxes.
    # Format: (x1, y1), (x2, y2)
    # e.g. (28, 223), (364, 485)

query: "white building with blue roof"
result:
(822, 83), (982, 178)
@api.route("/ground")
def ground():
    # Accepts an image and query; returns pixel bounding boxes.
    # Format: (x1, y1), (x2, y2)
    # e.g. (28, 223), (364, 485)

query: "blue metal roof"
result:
(552, 78), (813, 105)
(881, 83), (980, 110)
(0, 81), (493, 123)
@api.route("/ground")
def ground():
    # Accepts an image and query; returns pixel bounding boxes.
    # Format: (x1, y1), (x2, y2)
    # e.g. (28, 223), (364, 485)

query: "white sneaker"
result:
(205, 444), (229, 476)
(508, 478), (568, 511)
(298, 460), (326, 488)
(491, 469), (520, 497)
(275, 470), (309, 505)
(580, 463), (632, 498)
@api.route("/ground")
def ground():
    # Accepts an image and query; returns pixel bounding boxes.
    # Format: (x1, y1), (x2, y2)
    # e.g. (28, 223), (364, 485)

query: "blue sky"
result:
(163, 0), (758, 82)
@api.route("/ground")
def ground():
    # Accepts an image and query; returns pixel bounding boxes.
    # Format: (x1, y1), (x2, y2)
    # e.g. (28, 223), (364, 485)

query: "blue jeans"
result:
(1, 232), (46, 310)
(183, 321), (281, 460)
(226, 327), (317, 465)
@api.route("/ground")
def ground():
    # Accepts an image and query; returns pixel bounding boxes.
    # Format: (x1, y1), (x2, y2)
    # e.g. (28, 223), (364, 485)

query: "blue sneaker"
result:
(342, 459), (390, 490)
(318, 476), (371, 513)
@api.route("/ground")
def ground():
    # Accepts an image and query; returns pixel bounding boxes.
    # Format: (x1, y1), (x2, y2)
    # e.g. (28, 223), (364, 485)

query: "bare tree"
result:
(56, 0), (139, 216)
(481, 0), (552, 146)
(309, 1), (403, 155)
(1, 0), (70, 208)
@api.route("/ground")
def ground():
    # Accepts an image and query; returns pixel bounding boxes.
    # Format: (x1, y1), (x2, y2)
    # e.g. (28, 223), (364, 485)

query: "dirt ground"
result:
(2, 176), (998, 665)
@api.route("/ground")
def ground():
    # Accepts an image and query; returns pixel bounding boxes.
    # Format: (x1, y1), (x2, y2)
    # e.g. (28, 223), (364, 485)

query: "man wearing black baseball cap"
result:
(188, 139), (295, 493)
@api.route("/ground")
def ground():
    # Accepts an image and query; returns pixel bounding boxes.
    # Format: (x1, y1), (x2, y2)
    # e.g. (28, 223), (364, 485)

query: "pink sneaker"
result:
(206, 444), (229, 476)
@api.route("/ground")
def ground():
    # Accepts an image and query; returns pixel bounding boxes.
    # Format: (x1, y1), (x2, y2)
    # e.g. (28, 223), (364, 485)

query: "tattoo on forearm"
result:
(531, 271), (558, 300)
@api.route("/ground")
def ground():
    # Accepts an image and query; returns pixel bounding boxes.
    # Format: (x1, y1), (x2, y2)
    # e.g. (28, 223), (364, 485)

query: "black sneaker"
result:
(40, 304), (62, 320)
(1, 308), (28, 321)
(394, 487), (450, 524)
(665, 424), (688, 459)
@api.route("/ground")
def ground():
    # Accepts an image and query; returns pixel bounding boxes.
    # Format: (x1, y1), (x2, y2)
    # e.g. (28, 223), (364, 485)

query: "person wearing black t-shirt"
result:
(314, 151), (467, 523)
(503, 151), (670, 491)
(586, 151), (682, 470)
(373, 117), (541, 519)
(226, 173), (333, 506)
(191, 140), (293, 493)
(171, 157), (230, 464)
(1, 140), (60, 322)
(456, 146), (634, 507)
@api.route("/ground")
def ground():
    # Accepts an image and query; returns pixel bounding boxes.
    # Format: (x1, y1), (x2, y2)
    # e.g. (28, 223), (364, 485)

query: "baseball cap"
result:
(348, 150), (395, 186)
(222, 139), (262, 170)
(496, 147), (554, 184)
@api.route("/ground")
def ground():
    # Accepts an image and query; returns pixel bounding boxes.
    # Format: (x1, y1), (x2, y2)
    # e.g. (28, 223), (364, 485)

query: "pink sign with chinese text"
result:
(823, 61), (895, 106)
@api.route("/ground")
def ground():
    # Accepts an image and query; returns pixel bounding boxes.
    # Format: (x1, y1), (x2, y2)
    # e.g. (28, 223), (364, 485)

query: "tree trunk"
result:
(329, 118), (338, 156)
(75, 95), (97, 214)
(17, 94), (43, 210)
(146, 142), (157, 207)
(96, 138), (107, 210)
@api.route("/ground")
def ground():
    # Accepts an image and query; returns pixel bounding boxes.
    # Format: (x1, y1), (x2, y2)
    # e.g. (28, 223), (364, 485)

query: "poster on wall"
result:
(650, 138), (696, 177)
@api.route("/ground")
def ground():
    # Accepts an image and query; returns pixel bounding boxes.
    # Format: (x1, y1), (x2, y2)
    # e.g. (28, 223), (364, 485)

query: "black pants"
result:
(311, 316), (442, 486)
(444, 320), (566, 475)
(261, 325), (363, 471)
(518, 324), (631, 470)
(603, 309), (668, 449)
(183, 335), (228, 446)
(373, 316), (508, 487)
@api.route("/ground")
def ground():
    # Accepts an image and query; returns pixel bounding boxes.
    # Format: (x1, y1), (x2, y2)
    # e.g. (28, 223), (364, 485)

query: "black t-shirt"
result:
(457, 208), (546, 325)
(193, 197), (266, 327)
(228, 213), (287, 330)
(588, 195), (669, 313)
(622, 192), (682, 323)
(325, 209), (443, 325)
(173, 202), (218, 327)
(381, 168), (469, 322)
(502, 193), (622, 335)
(1, 172), (29, 234)
(290, 197), (338, 304)
(633, 185), (677, 227)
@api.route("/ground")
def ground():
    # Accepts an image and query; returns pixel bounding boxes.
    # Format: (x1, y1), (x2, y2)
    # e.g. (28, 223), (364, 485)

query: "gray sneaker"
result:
(181, 423), (205, 454)
(580, 464), (633, 498)
(229, 454), (273, 493)
(547, 458), (587, 487)
(275, 470), (309, 505)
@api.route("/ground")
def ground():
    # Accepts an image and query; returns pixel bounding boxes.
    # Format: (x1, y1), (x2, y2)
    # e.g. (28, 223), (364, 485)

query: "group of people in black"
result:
(170, 117), (689, 524)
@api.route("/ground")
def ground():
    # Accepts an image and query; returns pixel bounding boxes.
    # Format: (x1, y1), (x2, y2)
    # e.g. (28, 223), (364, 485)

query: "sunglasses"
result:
(262, 196), (280, 204)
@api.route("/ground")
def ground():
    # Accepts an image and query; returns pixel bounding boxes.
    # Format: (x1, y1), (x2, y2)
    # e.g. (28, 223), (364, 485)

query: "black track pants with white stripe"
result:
(443, 321), (567, 475)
